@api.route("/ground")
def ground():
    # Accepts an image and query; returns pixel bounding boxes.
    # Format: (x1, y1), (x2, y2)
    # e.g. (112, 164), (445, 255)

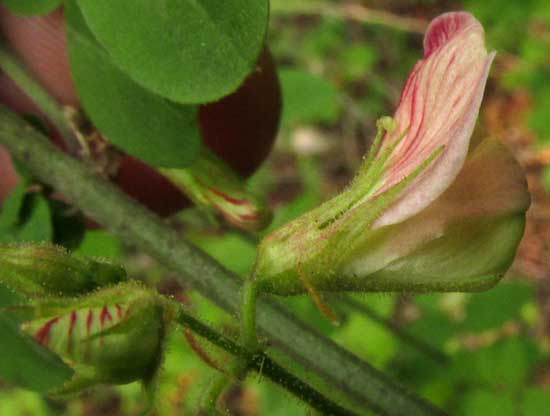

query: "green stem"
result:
(175, 305), (356, 416)
(0, 107), (446, 416)
(240, 279), (259, 351)
(199, 369), (236, 415)
(198, 279), (259, 414)
(0, 44), (78, 153)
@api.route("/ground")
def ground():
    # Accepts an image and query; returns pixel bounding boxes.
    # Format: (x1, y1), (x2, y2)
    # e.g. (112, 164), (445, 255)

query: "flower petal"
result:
(373, 12), (495, 228)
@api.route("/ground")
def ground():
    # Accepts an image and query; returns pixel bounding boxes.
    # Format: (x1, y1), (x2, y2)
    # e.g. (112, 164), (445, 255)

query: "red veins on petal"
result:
(67, 311), (78, 352)
(68, 311), (78, 337)
(116, 304), (124, 319)
(239, 212), (261, 221)
(100, 306), (113, 328)
(86, 309), (94, 335)
(372, 12), (495, 229)
(207, 186), (248, 206)
(423, 12), (477, 58)
(35, 316), (60, 346)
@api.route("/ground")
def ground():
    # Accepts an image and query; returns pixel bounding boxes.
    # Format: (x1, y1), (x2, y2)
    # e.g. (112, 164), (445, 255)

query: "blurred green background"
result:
(2, 0), (550, 415)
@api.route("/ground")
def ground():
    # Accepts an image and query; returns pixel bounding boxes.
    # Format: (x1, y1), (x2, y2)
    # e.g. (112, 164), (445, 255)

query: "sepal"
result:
(17, 282), (176, 394)
(0, 243), (126, 298)
(161, 148), (272, 232)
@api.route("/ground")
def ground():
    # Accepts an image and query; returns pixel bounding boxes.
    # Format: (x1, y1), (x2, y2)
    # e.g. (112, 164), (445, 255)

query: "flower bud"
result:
(161, 148), (272, 232)
(18, 282), (173, 393)
(0, 243), (126, 298)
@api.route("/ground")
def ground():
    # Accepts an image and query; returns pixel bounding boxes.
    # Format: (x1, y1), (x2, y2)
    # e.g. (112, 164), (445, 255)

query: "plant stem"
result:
(0, 44), (78, 153)
(198, 368), (236, 415)
(175, 305), (357, 416)
(198, 279), (260, 413)
(271, 0), (428, 34)
(240, 279), (259, 351)
(0, 107), (446, 416)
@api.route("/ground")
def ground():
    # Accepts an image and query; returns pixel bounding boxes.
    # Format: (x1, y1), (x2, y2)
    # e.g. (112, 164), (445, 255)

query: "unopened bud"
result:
(0, 243), (126, 298)
(161, 148), (272, 232)
(19, 282), (174, 393)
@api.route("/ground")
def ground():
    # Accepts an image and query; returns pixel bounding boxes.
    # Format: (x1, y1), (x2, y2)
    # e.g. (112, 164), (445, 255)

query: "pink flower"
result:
(372, 12), (496, 228)
(253, 12), (529, 296)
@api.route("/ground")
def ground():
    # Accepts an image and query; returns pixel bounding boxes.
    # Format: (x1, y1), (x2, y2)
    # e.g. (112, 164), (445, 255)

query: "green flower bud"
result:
(0, 243), (126, 298)
(18, 282), (174, 393)
(161, 148), (272, 232)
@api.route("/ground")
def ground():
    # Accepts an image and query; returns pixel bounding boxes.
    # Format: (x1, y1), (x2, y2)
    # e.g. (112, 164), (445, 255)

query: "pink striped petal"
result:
(373, 12), (495, 228)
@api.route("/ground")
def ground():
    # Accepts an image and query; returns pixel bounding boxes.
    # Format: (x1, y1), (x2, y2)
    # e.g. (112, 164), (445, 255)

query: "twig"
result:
(175, 306), (357, 416)
(271, 1), (429, 34)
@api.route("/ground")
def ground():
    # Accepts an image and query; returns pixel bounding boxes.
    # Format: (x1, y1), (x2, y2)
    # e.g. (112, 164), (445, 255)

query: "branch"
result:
(0, 107), (445, 416)
(270, 1), (428, 34)
(176, 307), (356, 416)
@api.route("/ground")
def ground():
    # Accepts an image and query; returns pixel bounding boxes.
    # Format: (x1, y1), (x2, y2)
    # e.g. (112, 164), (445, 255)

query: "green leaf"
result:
(0, 310), (73, 392)
(0, 0), (61, 15)
(65, 1), (201, 168)
(75, 0), (269, 104)
(279, 69), (341, 126)
(0, 282), (72, 392)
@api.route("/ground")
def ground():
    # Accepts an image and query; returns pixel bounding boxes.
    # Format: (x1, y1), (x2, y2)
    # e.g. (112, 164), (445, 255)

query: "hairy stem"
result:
(176, 305), (357, 416)
(198, 279), (260, 412)
(198, 368), (236, 415)
(240, 279), (259, 352)
(0, 107), (445, 416)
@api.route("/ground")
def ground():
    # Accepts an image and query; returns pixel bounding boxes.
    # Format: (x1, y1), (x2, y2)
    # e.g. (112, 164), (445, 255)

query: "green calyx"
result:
(17, 281), (176, 394)
(253, 117), (424, 294)
(161, 147), (272, 232)
(0, 243), (126, 299)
